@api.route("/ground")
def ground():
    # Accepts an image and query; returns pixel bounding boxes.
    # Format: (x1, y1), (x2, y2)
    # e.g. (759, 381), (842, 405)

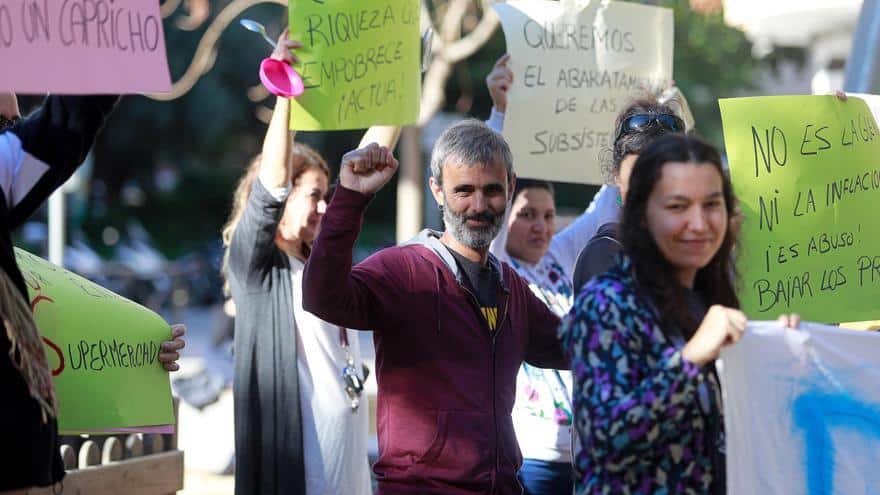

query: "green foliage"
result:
(84, 3), (293, 254)
(35, 0), (759, 254)
(75, 2), (399, 255)
(448, 0), (760, 148)
(450, 0), (761, 210)
(648, 0), (761, 146)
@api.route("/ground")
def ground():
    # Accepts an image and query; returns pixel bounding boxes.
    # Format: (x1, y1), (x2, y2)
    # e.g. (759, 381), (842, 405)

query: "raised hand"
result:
(339, 143), (399, 195)
(486, 54), (513, 113)
(682, 305), (747, 366)
(0, 91), (19, 119)
(158, 324), (186, 372)
(271, 29), (302, 65)
(777, 313), (801, 329)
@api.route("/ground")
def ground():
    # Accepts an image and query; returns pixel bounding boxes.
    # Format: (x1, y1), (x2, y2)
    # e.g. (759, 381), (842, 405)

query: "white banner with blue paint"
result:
(719, 322), (880, 495)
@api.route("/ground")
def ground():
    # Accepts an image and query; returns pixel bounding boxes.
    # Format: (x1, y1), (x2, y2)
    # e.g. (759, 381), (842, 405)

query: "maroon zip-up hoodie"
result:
(303, 186), (567, 495)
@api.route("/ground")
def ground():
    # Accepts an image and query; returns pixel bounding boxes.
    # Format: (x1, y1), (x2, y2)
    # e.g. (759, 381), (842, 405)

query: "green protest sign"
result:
(719, 95), (880, 322)
(14, 248), (174, 433)
(288, 0), (420, 130)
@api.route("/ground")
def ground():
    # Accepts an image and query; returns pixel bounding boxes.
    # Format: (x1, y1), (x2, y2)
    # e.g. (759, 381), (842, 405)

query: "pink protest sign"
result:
(0, 0), (171, 94)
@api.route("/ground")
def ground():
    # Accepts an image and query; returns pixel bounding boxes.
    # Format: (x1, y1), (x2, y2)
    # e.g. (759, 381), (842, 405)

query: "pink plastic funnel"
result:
(259, 58), (304, 98)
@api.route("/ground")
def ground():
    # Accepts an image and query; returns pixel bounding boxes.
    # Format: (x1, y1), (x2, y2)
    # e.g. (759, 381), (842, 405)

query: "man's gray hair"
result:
(429, 119), (514, 185)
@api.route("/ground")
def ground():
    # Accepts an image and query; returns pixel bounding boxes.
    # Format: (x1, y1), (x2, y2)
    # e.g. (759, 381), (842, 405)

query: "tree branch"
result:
(146, 0), (286, 101)
(175, 0), (212, 31)
(418, 58), (453, 125)
(422, 0), (444, 52)
(440, 0), (469, 42)
(443, 0), (499, 63)
(418, 0), (499, 124)
(160, 0), (184, 19)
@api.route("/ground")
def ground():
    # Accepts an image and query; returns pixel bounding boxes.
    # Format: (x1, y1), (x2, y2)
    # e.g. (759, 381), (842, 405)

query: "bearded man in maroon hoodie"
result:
(303, 119), (567, 495)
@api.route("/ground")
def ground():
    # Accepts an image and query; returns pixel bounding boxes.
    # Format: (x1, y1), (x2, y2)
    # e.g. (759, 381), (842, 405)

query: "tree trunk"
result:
(396, 125), (424, 243)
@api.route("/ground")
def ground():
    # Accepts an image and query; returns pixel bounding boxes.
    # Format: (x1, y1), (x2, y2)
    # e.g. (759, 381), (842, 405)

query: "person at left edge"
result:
(0, 93), (186, 494)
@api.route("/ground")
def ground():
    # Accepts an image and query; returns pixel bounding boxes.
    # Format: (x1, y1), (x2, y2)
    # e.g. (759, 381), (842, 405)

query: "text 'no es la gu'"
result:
(751, 113), (879, 178)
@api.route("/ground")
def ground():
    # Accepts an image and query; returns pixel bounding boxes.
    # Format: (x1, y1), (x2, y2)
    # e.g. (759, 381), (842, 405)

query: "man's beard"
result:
(442, 199), (505, 249)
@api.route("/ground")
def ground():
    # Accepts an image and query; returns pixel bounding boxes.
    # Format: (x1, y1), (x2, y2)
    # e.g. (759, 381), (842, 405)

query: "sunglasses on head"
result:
(615, 113), (685, 141)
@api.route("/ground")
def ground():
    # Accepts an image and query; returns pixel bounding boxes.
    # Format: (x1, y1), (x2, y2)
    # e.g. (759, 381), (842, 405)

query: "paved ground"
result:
(180, 470), (235, 495)
(169, 305), (378, 495)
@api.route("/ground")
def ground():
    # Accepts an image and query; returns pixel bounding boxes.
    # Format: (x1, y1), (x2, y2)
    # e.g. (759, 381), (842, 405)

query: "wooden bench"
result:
(26, 401), (184, 495)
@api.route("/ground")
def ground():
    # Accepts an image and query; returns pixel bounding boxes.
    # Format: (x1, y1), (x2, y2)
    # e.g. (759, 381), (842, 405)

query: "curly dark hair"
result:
(620, 133), (739, 336)
(602, 97), (682, 182)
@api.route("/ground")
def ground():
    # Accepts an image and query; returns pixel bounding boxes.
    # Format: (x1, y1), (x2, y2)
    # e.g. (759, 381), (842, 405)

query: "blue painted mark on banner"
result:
(792, 389), (880, 495)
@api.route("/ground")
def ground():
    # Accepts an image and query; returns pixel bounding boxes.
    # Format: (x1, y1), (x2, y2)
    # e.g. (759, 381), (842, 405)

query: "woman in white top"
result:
(485, 55), (619, 494)
(222, 32), (399, 495)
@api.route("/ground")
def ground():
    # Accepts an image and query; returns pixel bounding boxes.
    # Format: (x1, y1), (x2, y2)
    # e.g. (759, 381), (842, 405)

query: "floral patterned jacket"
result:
(559, 256), (719, 495)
